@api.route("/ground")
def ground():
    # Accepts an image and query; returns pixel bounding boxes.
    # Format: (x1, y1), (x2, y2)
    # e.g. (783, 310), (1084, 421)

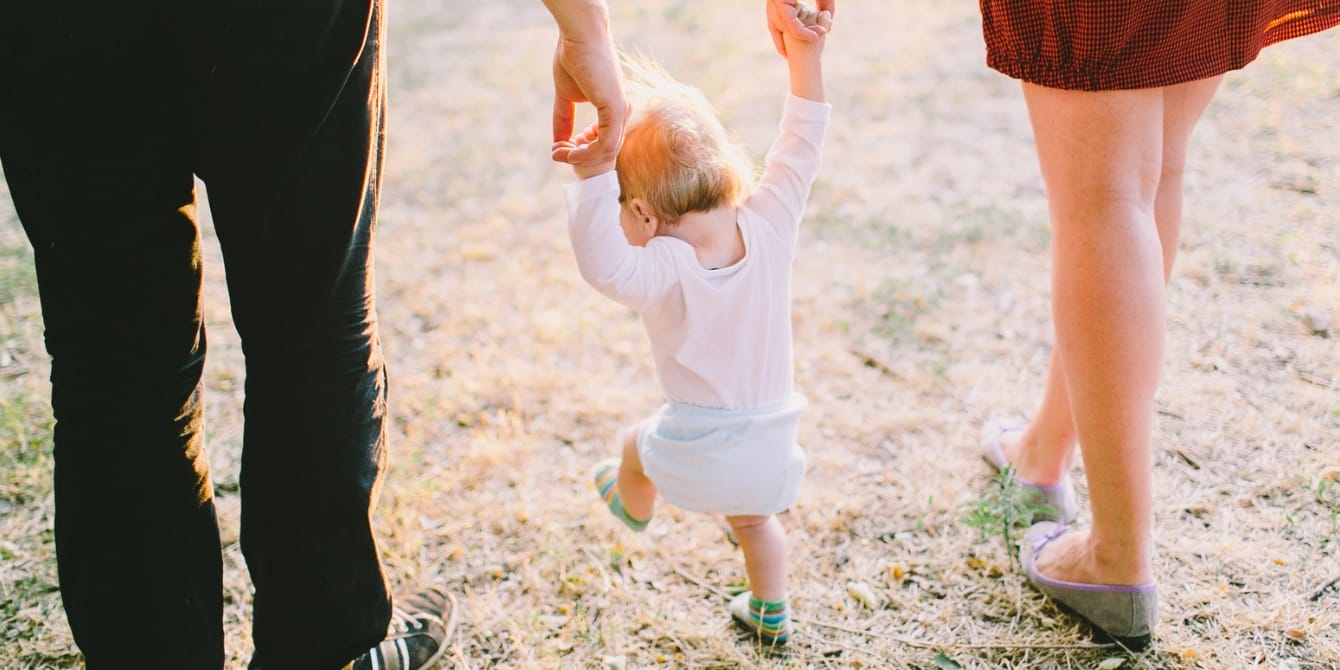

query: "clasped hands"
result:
(548, 0), (835, 174)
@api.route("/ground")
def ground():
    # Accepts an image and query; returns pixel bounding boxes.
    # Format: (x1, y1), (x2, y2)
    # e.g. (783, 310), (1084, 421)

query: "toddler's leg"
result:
(727, 515), (787, 600)
(726, 515), (790, 644)
(616, 424), (657, 520)
(592, 423), (657, 531)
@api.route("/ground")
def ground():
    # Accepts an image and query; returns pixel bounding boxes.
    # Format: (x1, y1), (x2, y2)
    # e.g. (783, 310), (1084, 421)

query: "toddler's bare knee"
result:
(725, 514), (771, 532)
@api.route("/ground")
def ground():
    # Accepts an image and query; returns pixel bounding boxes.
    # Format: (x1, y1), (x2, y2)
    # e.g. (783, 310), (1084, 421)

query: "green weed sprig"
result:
(960, 466), (1057, 565)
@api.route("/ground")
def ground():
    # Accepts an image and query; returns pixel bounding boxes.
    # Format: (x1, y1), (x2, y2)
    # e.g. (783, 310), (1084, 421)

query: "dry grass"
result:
(2, 1), (1338, 668)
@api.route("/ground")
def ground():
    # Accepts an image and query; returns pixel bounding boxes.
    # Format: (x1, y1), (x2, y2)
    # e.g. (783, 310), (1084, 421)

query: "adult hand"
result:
(545, 0), (629, 168)
(766, 0), (836, 57)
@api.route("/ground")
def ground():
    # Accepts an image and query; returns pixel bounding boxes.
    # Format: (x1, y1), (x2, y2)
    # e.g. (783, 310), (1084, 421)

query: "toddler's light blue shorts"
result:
(637, 393), (807, 516)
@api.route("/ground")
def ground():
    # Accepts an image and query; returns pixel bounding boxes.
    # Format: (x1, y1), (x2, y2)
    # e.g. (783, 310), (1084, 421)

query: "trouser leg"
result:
(2, 0), (395, 665)
(185, 1), (393, 666)
(0, 10), (224, 664)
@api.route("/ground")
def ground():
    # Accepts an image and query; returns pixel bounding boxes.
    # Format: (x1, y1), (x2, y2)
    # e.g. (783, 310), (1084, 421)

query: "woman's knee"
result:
(1158, 159), (1187, 192)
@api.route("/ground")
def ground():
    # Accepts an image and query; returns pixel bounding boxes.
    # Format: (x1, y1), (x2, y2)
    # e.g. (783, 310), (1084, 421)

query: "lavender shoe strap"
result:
(979, 417), (1079, 523)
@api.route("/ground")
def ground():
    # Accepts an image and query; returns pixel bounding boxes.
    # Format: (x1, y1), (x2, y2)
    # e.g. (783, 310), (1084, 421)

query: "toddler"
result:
(557, 5), (830, 647)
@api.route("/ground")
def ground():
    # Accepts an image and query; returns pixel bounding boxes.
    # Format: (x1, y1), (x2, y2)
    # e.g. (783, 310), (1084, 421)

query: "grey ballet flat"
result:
(979, 417), (1079, 523)
(1020, 521), (1158, 651)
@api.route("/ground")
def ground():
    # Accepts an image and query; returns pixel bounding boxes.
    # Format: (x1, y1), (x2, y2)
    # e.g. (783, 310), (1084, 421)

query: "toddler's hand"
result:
(766, 0), (835, 57)
(796, 4), (833, 32)
(553, 121), (616, 179)
(782, 3), (831, 55)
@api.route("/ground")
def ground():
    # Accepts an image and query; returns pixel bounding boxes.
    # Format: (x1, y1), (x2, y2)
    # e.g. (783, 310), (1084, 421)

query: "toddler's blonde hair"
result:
(616, 55), (754, 223)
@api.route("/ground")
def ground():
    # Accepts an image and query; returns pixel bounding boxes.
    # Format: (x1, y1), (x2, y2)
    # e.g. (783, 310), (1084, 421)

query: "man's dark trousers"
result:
(0, 1), (393, 667)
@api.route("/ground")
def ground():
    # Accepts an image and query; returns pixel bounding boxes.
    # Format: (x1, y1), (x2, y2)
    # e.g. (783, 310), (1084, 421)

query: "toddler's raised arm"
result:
(746, 4), (830, 251)
(782, 3), (828, 103)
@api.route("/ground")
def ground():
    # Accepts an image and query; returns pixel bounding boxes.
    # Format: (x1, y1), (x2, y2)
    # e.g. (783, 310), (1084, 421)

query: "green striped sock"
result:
(745, 595), (790, 643)
(593, 459), (650, 532)
(731, 590), (791, 644)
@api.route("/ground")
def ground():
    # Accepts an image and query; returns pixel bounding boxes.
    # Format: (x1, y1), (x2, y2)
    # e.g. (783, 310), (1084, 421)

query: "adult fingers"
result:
(552, 95), (576, 147)
(765, 0), (795, 56)
(561, 138), (610, 165)
(551, 141), (576, 163)
(574, 122), (600, 146)
(551, 42), (581, 146)
(565, 100), (626, 165)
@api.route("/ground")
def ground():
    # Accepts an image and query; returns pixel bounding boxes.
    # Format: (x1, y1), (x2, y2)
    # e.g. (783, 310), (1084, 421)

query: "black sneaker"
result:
(350, 586), (458, 670)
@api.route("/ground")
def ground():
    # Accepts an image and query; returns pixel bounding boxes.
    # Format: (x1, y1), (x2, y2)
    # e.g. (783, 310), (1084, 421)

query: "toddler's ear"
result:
(630, 198), (653, 223)
(629, 198), (664, 231)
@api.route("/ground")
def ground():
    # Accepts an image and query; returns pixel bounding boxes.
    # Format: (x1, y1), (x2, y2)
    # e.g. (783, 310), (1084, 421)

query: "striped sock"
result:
(746, 595), (790, 643)
(593, 459), (650, 532)
(731, 590), (790, 644)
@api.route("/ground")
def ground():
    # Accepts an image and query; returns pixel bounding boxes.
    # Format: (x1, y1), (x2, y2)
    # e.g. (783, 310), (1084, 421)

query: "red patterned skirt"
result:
(981, 1), (1340, 90)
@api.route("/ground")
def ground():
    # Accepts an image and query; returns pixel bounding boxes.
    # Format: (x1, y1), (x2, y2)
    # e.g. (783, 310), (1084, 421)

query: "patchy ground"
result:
(2, 1), (1338, 668)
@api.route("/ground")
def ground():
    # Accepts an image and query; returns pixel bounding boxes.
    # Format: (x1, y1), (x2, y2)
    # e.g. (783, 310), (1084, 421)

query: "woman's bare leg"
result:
(1154, 76), (1222, 279)
(1020, 83), (1166, 586)
(1002, 347), (1080, 486)
(1003, 77), (1223, 492)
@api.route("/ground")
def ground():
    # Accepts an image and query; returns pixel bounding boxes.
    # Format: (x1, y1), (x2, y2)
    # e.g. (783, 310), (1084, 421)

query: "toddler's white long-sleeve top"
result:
(565, 94), (830, 410)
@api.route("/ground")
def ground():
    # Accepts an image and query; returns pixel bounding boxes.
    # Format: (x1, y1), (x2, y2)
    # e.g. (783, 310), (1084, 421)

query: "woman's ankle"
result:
(1006, 429), (1075, 486)
(1043, 529), (1154, 586)
(1088, 535), (1155, 584)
